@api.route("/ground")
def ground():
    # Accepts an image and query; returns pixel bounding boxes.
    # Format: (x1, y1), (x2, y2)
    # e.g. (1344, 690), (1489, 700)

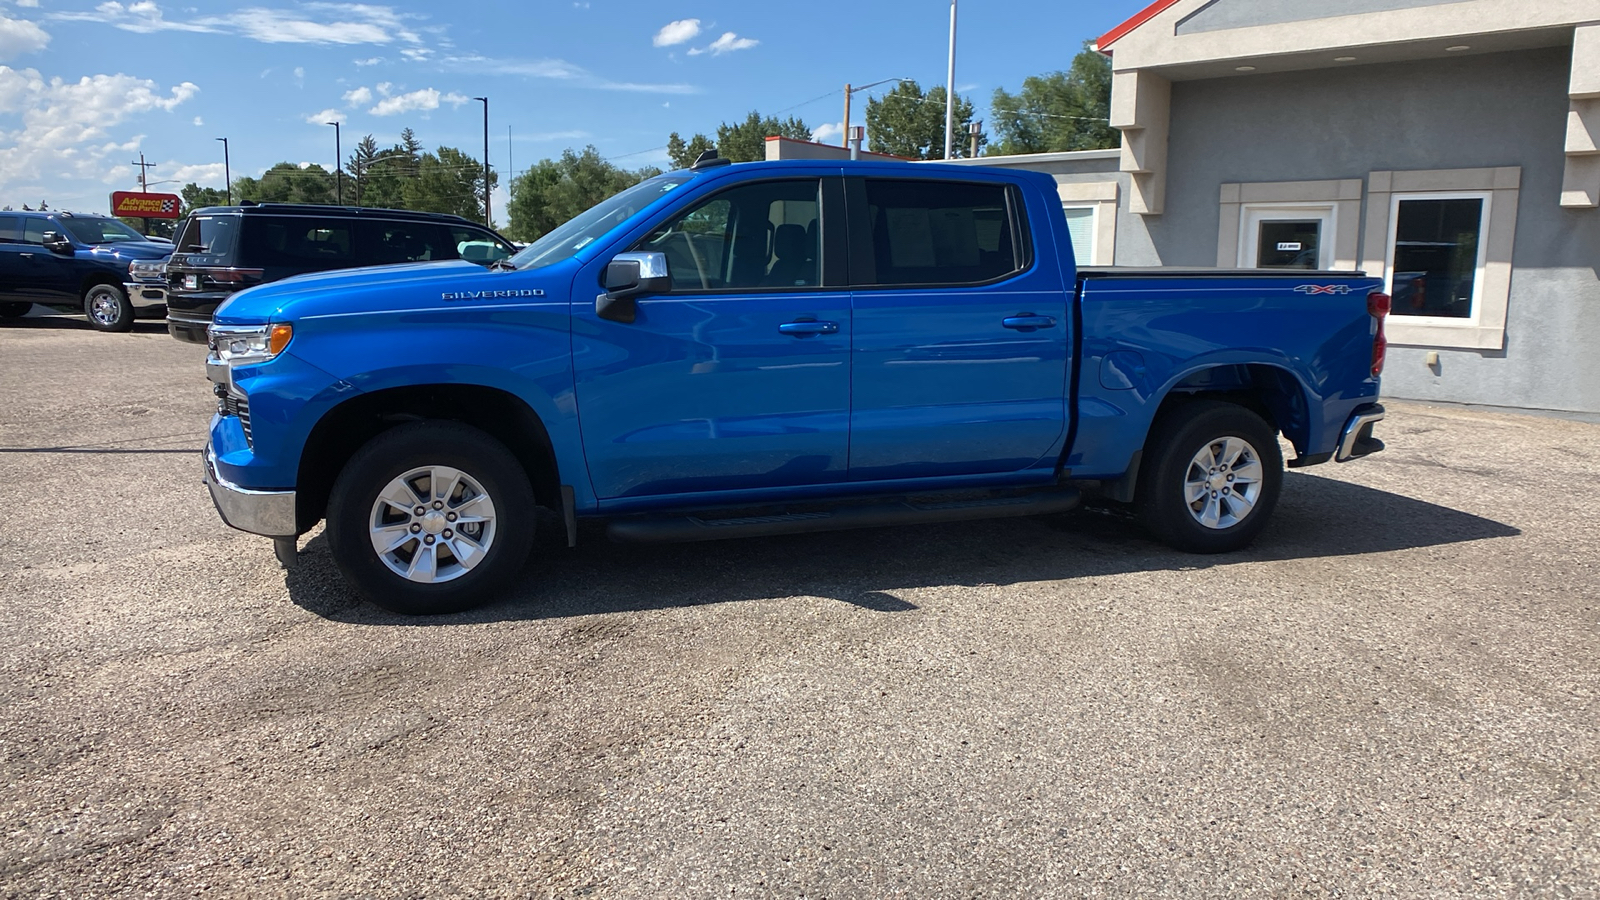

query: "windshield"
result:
(60, 216), (149, 245)
(511, 175), (692, 270)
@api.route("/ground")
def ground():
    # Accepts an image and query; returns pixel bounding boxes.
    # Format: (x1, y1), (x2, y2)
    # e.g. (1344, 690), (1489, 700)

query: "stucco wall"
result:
(1176, 0), (1474, 35)
(1116, 46), (1600, 413)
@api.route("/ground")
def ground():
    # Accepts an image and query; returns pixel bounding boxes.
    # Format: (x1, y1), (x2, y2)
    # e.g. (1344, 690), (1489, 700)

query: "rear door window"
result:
(359, 220), (451, 264)
(857, 179), (1025, 287)
(0, 216), (18, 243)
(240, 218), (354, 268)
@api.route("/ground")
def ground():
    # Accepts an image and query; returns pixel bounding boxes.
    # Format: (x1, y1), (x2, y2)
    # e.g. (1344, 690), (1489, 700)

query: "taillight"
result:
(1367, 291), (1390, 377)
(206, 268), (264, 284)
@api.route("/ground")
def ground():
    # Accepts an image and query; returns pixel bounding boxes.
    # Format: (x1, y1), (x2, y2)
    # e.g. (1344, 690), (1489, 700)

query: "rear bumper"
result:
(203, 446), (297, 537)
(168, 312), (211, 344)
(1336, 404), (1385, 462)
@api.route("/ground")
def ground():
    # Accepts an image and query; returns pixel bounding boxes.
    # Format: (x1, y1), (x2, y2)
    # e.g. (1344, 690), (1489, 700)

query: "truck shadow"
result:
(1, 314), (167, 335)
(284, 471), (1520, 625)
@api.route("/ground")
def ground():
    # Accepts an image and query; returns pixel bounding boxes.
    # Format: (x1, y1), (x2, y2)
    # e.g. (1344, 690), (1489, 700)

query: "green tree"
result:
(233, 162), (337, 205)
(988, 44), (1117, 155)
(402, 145), (495, 222)
(180, 182), (228, 213)
(666, 131), (715, 169)
(504, 145), (659, 242)
(667, 111), (812, 168)
(865, 81), (982, 160)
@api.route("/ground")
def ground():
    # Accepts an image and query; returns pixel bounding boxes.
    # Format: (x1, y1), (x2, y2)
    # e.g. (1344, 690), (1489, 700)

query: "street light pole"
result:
(215, 137), (231, 205)
(944, 0), (958, 160)
(473, 97), (490, 226)
(326, 120), (342, 204)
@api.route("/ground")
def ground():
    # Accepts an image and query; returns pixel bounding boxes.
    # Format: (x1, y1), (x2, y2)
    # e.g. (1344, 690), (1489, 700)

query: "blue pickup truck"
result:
(201, 155), (1389, 615)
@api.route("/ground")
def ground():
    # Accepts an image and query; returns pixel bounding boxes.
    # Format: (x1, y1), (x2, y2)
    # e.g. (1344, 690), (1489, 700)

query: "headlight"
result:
(208, 323), (293, 364)
(128, 259), (165, 279)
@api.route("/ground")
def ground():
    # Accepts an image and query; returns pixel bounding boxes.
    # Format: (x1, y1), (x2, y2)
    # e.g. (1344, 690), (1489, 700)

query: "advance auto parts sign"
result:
(110, 191), (182, 219)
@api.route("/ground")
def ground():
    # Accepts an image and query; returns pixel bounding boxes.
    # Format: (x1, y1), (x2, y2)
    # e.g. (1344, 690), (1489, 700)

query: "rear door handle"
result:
(19, 252), (33, 259)
(1002, 315), (1056, 330)
(778, 320), (839, 336)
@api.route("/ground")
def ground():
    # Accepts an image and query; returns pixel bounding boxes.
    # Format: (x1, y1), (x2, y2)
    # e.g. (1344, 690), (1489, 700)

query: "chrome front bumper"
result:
(203, 446), (297, 537)
(124, 281), (168, 312)
(1336, 404), (1386, 462)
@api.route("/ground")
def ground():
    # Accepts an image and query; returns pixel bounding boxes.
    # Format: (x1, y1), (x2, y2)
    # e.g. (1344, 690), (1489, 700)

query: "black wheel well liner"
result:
(295, 384), (560, 533)
(78, 270), (124, 298)
(1151, 363), (1310, 454)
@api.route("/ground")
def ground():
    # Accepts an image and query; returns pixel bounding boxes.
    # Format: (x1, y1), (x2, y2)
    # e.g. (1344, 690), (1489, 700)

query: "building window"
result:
(1062, 205), (1096, 267)
(1240, 204), (1335, 270)
(1360, 168), (1519, 351)
(1385, 193), (1489, 321)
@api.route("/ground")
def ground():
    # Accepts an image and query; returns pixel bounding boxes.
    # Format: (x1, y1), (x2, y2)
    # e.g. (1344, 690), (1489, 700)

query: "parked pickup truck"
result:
(201, 154), (1389, 615)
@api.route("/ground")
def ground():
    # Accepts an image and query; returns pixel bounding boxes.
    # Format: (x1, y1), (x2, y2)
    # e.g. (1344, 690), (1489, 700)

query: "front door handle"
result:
(18, 252), (33, 259)
(778, 320), (839, 336)
(1002, 314), (1056, 331)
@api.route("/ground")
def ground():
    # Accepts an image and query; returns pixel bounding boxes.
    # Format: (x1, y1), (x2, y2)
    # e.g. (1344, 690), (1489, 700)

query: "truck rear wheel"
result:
(84, 283), (134, 332)
(326, 421), (535, 615)
(1136, 400), (1283, 554)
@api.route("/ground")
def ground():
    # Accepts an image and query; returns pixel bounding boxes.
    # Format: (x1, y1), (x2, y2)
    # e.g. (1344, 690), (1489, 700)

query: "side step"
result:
(606, 489), (1082, 544)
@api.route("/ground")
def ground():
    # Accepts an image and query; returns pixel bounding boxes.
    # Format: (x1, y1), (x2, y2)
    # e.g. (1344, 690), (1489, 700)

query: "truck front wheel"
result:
(84, 284), (134, 332)
(325, 421), (536, 615)
(1136, 400), (1283, 554)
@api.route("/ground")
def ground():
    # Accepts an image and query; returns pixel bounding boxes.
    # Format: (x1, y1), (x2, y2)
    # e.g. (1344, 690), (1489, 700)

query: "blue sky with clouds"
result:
(0, 0), (1146, 216)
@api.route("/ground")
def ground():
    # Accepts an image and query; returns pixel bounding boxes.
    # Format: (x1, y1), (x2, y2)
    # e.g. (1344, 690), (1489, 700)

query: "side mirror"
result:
(41, 231), (73, 253)
(596, 251), (671, 323)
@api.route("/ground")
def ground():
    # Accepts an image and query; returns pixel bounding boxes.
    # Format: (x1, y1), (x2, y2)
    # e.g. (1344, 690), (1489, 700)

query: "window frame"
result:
(1238, 202), (1337, 271)
(1382, 190), (1492, 328)
(1061, 203), (1099, 270)
(845, 176), (1034, 291)
(625, 176), (839, 295)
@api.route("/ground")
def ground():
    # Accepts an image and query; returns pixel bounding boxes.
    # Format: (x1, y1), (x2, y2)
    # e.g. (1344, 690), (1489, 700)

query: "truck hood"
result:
(91, 241), (172, 263)
(213, 260), (558, 324)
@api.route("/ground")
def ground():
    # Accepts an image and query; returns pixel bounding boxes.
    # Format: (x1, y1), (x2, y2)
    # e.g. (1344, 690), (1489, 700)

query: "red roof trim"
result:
(1097, 0), (1184, 50)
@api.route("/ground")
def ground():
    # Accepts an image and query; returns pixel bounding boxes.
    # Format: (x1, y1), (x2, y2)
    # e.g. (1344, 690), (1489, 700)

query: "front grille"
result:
(221, 393), (252, 446)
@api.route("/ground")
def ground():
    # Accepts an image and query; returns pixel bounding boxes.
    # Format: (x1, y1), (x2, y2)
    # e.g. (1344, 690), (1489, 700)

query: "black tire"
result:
(325, 421), (536, 615)
(0, 302), (31, 319)
(83, 283), (134, 332)
(1135, 400), (1283, 554)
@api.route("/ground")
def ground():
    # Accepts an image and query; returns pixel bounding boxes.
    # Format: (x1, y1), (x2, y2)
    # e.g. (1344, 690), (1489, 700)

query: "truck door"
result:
(845, 177), (1068, 481)
(572, 176), (853, 500)
(6, 217), (75, 305)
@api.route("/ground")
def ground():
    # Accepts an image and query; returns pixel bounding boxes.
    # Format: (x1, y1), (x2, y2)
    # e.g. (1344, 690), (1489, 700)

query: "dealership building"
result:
(951, 0), (1599, 415)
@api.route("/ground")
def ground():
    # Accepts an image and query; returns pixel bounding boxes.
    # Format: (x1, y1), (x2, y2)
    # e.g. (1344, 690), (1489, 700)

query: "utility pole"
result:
(131, 154), (156, 191)
(507, 125), (514, 200)
(326, 120), (343, 204)
(474, 97), (490, 226)
(842, 83), (852, 148)
(944, 0), (958, 160)
(215, 137), (231, 204)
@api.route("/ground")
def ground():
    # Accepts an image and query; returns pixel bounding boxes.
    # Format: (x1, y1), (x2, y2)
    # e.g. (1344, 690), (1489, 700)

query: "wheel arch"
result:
(1148, 361), (1314, 456)
(294, 383), (562, 534)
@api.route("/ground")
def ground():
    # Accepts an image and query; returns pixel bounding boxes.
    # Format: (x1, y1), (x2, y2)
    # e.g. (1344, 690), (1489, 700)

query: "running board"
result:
(606, 489), (1082, 544)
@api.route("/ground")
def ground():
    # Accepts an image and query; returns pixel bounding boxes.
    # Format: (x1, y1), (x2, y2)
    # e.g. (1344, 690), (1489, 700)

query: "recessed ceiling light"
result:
(1334, 56), (1357, 62)
(1446, 45), (1470, 51)
(1236, 65), (1257, 72)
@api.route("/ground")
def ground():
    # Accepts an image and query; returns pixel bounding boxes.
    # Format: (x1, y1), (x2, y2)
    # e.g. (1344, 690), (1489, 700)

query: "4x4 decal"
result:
(1294, 284), (1354, 295)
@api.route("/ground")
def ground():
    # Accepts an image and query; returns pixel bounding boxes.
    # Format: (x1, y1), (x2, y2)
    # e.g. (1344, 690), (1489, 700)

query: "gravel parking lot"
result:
(2, 313), (1597, 898)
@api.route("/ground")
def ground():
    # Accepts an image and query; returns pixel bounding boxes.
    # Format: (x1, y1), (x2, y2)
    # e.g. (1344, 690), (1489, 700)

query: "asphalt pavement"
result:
(1, 313), (1596, 897)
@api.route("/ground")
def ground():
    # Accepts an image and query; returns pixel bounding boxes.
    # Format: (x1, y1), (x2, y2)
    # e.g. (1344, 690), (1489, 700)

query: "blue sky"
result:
(0, 0), (1147, 217)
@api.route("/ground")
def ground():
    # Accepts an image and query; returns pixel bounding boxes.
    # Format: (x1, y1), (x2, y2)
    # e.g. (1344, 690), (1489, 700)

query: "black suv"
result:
(0, 210), (173, 331)
(165, 204), (516, 343)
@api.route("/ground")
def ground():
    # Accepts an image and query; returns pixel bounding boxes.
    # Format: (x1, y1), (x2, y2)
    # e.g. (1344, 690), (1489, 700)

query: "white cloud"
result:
(342, 85), (371, 106)
(167, 161), (224, 185)
(54, 2), (426, 46)
(0, 12), (50, 60)
(652, 18), (699, 47)
(0, 65), (199, 198)
(375, 81), (392, 96)
(367, 87), (467, 116)
(811, 122), (842, 144)
(354, 56), (382, 66)
(292, 65), (304, 86)
(688, 31), (758, 56)
(15, 0), (42, 7)
(192, 115), (203, 125)
(304, 107), (345, 125)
